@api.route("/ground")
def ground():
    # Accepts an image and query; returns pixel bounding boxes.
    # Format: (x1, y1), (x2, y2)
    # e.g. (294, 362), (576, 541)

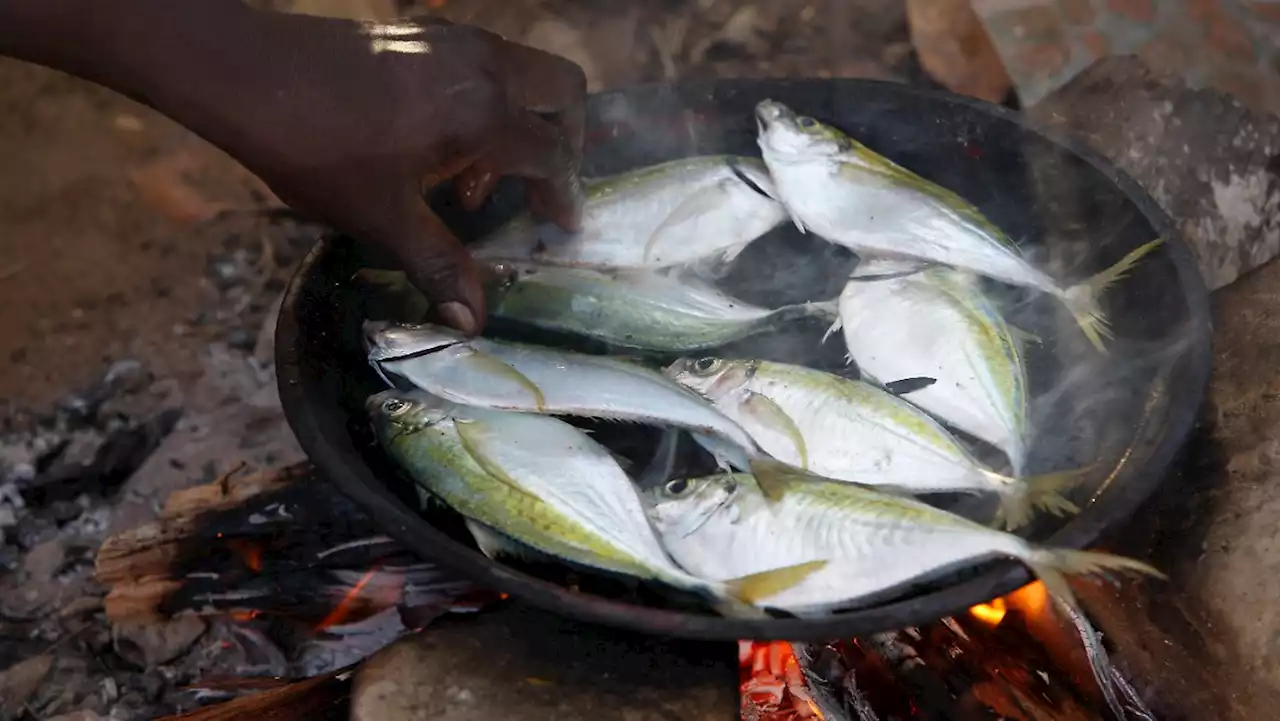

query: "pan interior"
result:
(276, 78), (1211, 640)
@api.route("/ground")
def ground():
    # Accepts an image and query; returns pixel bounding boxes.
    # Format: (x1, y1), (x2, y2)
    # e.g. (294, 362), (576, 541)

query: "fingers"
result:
(454, 165), (500, 213)
(376, 191), (487, 335)
(461, 109), (584, 230)
(490, 41), (587, 165)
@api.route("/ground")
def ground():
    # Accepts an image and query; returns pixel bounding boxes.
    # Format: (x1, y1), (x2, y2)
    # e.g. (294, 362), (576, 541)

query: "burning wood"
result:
(739, 581), (1157, 721)
(93, 462), (502, 695)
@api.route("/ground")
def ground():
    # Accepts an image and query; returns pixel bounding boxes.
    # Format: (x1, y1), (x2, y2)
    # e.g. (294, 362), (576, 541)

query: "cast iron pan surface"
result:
(275, 78), (1212, 641)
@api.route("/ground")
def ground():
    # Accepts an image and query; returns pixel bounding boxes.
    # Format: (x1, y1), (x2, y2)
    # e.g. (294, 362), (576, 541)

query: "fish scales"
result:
(367, 321), (759, 465)
(487, 264), (836, 352)
(836, 260), (1029, 471)
(646, 464), (1163, 615)
(471, 155), (787, 274)
(755, 98), (1164, 353)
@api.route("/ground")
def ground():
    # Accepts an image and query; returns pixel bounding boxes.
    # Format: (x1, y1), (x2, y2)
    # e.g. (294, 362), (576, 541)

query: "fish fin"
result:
(455, 420), (541, 501)
(751, 458), (919, 499)
(1061, 238), (1164, 354)
(803, 299), (840, 322)
(691, 432), (752, 471)
(637, 428), (681, 488)
(723, 560), (830, 605)
(990, 466), (1092, 531)
(820, 313), (844, 344)
(786, 207), (807, 234)
(1024, 548), (1165, 616)
(464, 348), (546, 410)
(882, 377), (937, 395)
(741, 391), (808, 470)
(642, 182), (741, 264)
(727, 156), (779, 201)
(1007, 324), (1042, 347)
(464, 519), (524, 560)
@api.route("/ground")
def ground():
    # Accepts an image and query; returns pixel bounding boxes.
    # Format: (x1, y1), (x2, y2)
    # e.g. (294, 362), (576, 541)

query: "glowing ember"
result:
(740, 641), (825, 720)
(226, 539), (263, 573)
(314, 566), (382, 630)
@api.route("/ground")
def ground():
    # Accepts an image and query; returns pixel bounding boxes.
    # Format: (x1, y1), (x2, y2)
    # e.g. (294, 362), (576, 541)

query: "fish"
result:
(365, 320), (760, 468)
(665, 356), (1083, 530)
(644, 459), (1164, 616)
(754, 98), (1164, 353)
(368, 390), (825, 614)
(827, 257), (1033, 474)
(484, 262), (838, 352)
(469, 156), (788, 277)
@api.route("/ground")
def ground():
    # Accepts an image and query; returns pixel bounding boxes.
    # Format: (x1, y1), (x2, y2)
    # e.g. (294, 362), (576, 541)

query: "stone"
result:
(906, 0), (1013, 103)
(1028, 56), (1280, 291)
(112, 614), (208, 668)
(350, 603), (737, 721)
(46, 711), (107, 721)
(0, 654), (53, 720)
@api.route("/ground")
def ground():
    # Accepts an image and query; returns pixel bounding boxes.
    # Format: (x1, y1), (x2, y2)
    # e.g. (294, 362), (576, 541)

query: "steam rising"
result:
(366, 89), (1206, 542)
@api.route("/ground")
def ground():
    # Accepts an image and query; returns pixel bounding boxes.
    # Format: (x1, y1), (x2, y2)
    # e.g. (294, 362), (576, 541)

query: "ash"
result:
(0, 360), (187, 720)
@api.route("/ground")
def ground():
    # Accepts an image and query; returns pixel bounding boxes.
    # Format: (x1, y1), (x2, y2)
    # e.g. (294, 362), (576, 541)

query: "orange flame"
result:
(969, 597), (1008, 626)
(968, 580), (1049, 627)
(314, 566), (382, 631)
(226, 539), (264, 573)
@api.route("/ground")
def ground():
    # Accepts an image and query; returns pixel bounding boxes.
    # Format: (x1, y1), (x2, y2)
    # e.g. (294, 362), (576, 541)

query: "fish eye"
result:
(382, 398), (409, 415)
(691, 357), (721, 375)
(798, 116), (817, 129)
(665, 478), (690, 496)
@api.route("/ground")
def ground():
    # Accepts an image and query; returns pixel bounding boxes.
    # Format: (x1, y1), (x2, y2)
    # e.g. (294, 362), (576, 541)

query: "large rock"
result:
(350, 603), (738, 721)
(1029, 55), (1280, 291)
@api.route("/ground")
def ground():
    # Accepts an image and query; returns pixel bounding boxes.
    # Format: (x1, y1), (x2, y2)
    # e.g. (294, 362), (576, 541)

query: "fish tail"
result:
(991, 467), (1090, 531)
(1059, 238), (1165, 353)
(1025, 548), (1166, 615)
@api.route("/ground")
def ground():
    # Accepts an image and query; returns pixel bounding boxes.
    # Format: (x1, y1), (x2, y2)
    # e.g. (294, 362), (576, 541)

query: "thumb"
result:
(376, 196), (487, 335)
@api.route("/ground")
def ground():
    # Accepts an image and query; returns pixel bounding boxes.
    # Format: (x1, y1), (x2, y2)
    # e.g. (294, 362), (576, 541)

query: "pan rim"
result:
(274, 76), (1213, 642)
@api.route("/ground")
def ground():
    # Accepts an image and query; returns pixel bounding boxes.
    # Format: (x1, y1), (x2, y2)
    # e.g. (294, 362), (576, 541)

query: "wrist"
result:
(0, 0), (269, 156)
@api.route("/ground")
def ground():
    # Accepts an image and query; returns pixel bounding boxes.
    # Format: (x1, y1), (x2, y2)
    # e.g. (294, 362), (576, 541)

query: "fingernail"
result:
(438, 302), (477, 335)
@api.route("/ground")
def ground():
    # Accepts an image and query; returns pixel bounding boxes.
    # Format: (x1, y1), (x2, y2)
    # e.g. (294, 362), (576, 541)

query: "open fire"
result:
(92, 463), (1166, 721)
(738, 580), (1155, 721)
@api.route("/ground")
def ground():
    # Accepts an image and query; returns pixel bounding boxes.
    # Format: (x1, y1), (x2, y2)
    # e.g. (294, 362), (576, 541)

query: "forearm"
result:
(0, 0), (274, 156)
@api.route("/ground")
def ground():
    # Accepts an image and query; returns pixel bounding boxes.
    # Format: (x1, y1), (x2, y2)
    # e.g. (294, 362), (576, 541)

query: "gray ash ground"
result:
(0, 360), (185, 720)
(0, 211), (330, 721)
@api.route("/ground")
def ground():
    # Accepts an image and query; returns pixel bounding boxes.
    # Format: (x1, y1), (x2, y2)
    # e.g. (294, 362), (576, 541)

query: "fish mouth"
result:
(754, 100), (792, 131)
(363, 320), (465, 362)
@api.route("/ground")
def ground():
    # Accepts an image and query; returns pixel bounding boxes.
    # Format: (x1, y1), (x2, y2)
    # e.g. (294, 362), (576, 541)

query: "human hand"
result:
(223, 13), (587, 334)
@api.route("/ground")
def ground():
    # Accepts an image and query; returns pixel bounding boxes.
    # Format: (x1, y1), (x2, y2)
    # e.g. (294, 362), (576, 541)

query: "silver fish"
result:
(754, 99), (1163, 353)
(644, 459), (1163, 615)
(828, 257), (1033, 474)
(470, 156), (787, 276)
(485, 262), (838, 352)
(369, 390), (822, 612)
(365, 321), (759, 468)
(666, 357), (1082, 530)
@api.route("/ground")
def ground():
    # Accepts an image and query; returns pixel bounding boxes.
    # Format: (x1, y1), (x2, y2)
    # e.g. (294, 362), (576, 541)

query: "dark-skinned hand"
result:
(233, 14), (587, 334)
(0, 1), (589, 335)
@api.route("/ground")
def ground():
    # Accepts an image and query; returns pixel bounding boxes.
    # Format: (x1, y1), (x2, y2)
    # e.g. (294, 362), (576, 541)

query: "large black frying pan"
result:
(274, 78), (1212, 642)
